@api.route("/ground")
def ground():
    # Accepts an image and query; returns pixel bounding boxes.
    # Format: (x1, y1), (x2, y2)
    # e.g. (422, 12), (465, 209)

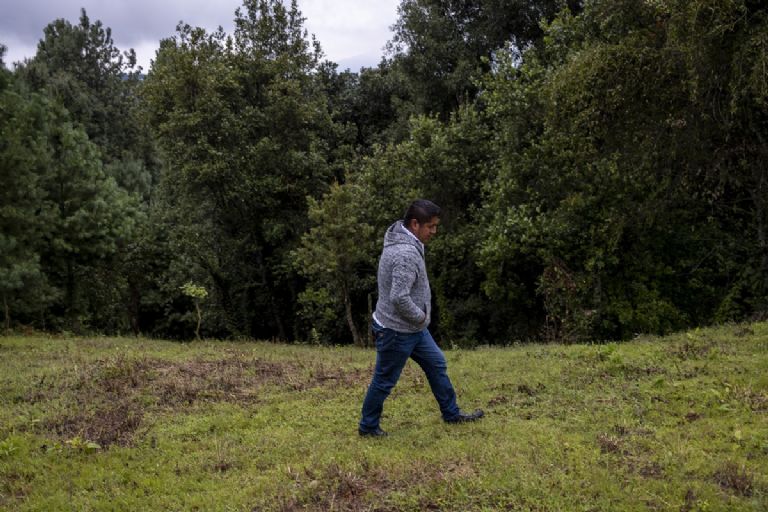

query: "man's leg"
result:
(409, 329), (461, 421)
(359, 326), (413, 432)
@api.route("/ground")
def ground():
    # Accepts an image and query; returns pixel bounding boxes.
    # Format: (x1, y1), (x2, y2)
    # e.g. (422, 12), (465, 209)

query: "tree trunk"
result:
(255, 251), (286, 340)
(753, 165), (768, 296)
(3, 294), (9, 335)
(343, 282), (362, 346)
(267, 281), (287, 341)
(129, 282), (141, 336)
(367, 293), (374, 347)
(203, 260), (240, 337)
(194, 301), (202, 340)
(66, 260), (81, 334)
(749, 115), (768, 298)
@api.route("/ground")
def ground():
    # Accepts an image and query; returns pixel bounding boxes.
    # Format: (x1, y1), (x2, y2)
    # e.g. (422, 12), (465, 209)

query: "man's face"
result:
(409, 216), (440, 244)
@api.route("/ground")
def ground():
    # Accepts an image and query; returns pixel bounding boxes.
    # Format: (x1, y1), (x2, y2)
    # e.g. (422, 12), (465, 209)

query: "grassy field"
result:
(0, 323), (766, 511)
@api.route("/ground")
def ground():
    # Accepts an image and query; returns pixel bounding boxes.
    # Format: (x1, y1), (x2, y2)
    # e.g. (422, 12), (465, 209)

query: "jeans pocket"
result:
(374, 328), (397, 351)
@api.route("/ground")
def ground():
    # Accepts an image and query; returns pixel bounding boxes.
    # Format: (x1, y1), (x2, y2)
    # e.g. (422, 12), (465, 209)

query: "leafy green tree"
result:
(180, 282), (208, 339)
(296, 105), (495, 345)
(411, 107), (494, 343)
(359, 108), (494, 344)
(478, 0), (768, 341)
(388, 0), (582, 117)
(315, 60), (418, 149)
(293, 183), (377, 345)
(662, 0), (768, 319)
(143, 0), (336, 339)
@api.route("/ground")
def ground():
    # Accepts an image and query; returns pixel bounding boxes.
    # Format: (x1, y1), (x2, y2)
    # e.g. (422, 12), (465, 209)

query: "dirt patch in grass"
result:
(684, 411), (702, 423)
(150, 357), (370, 404)
(30, 354), (369, 448)
(42, 399), (144, 448)
(731, 387), (768, 412)
(273, 458), (475, 512)
(276, 462), (396, 512)
(668, 339), (714, 360)
(151, 357), (287, 405)
(681, 488), (696, 512)
(0, 468), (34, 504)
(487, 395), (509, 406)
(713, 461), (755, 497)
(40, 354), (368, 406)
(597, 432), (623, 454)
(638, 461), (664, 478)
(517, 382), (546, 396)
(598, 426), (665, 479)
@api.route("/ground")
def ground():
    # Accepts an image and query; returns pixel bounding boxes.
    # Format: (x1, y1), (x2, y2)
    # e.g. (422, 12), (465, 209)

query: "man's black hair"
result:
(404, 199), (441, 226)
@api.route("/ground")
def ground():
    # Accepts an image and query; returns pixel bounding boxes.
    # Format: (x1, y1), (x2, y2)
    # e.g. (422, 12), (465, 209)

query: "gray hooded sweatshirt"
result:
(373, 220), (431, 333)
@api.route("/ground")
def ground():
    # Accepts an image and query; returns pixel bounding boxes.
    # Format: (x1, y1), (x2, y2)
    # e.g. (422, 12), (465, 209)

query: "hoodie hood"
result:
(383, 220), (424, 257)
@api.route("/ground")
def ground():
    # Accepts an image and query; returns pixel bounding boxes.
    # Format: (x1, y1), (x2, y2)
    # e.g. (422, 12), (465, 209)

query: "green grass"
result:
(0, 323), (766, 511)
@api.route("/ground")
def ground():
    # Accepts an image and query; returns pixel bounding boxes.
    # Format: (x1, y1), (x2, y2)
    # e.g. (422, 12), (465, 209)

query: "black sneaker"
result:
(358, 427), (388, 437)
(445, 409), (484, 423)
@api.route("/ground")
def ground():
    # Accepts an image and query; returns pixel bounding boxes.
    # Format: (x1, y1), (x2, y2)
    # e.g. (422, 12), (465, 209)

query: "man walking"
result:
(359, 199), (483, 436)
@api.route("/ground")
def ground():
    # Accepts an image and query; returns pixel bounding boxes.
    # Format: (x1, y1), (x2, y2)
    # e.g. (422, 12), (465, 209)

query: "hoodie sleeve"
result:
(389, 251), (427, 326)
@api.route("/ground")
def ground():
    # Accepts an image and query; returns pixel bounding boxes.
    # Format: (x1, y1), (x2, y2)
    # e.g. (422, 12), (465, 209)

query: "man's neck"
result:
(402, 222), (424, 248)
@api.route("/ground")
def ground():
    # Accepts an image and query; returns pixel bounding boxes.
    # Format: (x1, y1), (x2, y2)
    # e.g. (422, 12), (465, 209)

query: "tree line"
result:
(1, 0), (766, 345)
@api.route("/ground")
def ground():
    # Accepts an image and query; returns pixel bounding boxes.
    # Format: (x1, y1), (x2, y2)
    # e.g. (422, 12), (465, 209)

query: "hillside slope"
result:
(0, 324), (766, 510)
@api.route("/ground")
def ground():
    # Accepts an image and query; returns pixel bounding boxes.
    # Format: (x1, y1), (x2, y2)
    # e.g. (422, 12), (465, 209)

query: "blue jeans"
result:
(359, 321), (461, 432)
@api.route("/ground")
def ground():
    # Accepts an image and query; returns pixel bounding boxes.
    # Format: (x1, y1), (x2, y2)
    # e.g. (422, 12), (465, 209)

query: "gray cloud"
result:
(1, 0), (399, 71)
(1, 0), (240, 41)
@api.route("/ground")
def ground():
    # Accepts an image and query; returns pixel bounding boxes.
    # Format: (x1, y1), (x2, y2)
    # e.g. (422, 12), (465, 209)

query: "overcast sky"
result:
(1, 0), (401, 72)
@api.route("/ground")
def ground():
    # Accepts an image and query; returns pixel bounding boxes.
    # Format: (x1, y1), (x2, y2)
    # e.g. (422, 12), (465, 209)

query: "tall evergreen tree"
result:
(0, 66), (54, 330)
(0, 44), (7, 73)
(11, 9), (156, 333)
(41, 116), (139, 331)
(1, 70), (138, 331)
(17, 9), (143, 159)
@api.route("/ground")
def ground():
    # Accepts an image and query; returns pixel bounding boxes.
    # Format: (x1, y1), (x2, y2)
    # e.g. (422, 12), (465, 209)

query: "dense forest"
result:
(1, 0), (767, 345)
